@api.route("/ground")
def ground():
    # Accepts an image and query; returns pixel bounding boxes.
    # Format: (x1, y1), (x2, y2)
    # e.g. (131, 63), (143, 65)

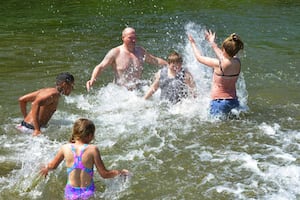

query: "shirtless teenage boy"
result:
(17, 72), (74, 136)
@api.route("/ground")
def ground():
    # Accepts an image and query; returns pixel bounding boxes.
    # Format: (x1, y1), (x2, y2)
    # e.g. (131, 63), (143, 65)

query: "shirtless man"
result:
(86, 27), (168, 91)
(17, 72), (74, 136)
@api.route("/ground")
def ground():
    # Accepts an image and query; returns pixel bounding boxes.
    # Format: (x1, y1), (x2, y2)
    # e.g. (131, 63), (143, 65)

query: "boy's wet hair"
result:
(56, 72), (74, 85)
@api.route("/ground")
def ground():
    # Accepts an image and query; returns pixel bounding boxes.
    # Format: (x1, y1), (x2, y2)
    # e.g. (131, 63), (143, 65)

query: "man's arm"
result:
(86, 48), (118, 91)
(144, 50), (168, 67)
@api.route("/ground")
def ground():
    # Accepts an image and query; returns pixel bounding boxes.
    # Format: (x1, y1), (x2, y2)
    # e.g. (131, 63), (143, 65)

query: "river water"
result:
(0, 0), (299, 199)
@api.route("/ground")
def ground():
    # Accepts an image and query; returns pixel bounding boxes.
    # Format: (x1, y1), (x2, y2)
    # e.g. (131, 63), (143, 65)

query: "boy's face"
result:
(62, 81), (74, 96)
(169, 62), (182, 73)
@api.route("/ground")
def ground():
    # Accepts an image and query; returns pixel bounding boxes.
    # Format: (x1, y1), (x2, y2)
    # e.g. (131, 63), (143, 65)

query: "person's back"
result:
(211, 57), (240, 99)
(40, 118), (129, 200)
(211, 74), (238, 99)
(188, 31), (243, 117)
(22, 88), (60, 127)
(63, 143), (95, 199)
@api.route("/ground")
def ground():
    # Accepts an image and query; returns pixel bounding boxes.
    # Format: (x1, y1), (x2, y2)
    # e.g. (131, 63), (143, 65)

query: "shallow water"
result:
(0, 0), (299, 199)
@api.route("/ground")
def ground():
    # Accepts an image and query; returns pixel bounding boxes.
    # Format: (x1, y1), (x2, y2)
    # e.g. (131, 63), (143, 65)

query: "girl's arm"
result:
(40, 147), (65, 178)
(93, 146), (128, 178)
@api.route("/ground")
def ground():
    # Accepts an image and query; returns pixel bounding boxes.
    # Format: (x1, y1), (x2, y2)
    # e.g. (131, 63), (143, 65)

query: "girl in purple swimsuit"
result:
(40, 118), (129, 200)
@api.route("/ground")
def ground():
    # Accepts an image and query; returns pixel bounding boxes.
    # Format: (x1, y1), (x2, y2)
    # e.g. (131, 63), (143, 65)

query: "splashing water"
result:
(3, 22), (300, 200)
(1, 22), (250, 199)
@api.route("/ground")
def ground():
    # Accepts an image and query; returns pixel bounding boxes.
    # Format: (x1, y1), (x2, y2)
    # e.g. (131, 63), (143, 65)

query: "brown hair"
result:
(167, 51), (183, 64)
(222, 33), (244, 57)
(69, 118), (95, 143)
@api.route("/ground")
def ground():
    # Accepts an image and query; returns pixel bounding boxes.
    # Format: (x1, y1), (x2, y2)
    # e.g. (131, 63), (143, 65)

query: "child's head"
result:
(70, 118), (95, 143)
(222, 33), (244, 57)
(167, 51), (183, 65)
(167, 51), (183, 72)
(56, 72), (74, 85)
(56, 72), (74, 95)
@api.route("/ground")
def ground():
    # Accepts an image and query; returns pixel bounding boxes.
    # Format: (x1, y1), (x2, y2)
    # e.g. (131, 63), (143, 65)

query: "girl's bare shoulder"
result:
(87, 144), (99, 151)
(60, 143), (71, 151)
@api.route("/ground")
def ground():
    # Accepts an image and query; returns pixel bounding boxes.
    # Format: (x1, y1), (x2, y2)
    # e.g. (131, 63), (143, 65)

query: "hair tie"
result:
(231, 33), (239, 41)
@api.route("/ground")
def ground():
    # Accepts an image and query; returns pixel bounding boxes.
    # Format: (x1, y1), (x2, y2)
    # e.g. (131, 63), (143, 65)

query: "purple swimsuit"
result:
(65, 144), (95, 200)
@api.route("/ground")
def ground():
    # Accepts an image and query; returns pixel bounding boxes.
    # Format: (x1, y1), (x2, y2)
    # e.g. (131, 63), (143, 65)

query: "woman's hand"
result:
(205, 29), (216, 44)
(188, 34), (196, 44)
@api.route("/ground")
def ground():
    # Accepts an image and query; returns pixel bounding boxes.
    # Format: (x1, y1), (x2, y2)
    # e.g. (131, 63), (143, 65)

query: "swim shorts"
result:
(15, 121), (34, 134)
(210, 98), (239, 116)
